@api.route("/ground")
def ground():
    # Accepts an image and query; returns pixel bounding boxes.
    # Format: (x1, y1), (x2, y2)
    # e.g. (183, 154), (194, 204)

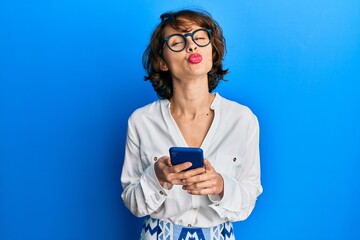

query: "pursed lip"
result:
(187, 53), (202, 64)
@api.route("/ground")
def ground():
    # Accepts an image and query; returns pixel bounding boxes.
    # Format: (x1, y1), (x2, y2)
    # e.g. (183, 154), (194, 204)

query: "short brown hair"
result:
(142, 9), (228, 99)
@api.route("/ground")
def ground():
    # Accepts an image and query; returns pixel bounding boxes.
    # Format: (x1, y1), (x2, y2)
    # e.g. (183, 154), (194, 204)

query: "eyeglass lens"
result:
(166, 29), (210, 52)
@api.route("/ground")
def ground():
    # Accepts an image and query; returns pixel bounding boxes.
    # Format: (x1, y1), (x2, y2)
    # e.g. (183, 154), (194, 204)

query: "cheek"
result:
(205, 46), (213, 62)
(205, 49), (213, 68)
(162, 51), (181, 68)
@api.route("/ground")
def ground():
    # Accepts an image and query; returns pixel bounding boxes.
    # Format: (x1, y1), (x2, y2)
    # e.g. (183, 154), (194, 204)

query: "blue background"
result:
(1, 0), (360, 239)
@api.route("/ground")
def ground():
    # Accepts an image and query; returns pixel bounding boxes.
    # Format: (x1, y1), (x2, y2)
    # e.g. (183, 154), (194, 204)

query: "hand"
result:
(154, 156), (206, 188)
(182, 159), (224, 197)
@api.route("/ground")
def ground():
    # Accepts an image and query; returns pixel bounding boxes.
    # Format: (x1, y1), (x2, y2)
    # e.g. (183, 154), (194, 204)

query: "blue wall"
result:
(1, 0), (359, 239)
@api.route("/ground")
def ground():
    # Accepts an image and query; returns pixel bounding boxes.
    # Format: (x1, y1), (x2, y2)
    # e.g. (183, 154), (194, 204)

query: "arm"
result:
(120, 118), (205, 217)
(120, 119), (168, 217)
(183, 114), (263, 221)
(210, 114), (263, 221)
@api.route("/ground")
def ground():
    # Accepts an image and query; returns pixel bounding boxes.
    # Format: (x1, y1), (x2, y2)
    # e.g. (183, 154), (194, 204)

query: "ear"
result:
(159, 59), (169, 71)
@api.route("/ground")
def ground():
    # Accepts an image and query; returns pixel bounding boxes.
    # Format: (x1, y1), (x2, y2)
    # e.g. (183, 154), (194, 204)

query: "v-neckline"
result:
(165, 93), (220, 153)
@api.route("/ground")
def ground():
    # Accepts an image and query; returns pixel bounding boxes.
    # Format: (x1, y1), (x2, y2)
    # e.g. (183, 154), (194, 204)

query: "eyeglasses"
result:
(163, 28), (212, 52)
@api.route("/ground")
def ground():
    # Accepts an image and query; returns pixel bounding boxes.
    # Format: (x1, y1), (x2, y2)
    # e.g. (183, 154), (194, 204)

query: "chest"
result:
(172, 111), (214, 148)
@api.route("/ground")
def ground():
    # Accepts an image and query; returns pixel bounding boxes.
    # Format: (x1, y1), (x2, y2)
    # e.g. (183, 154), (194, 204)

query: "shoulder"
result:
(128, 99), (167, 125)
(217, 94), (257, 121)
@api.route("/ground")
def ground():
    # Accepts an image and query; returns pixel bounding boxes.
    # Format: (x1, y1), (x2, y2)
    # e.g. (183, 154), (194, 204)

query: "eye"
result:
(193, 30), (209, 42)
(171, 40), (184, 47)
(168, 35), (185, 47)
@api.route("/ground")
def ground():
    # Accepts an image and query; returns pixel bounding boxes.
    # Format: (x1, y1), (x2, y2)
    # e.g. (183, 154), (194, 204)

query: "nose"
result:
(185, 36), (197, 52)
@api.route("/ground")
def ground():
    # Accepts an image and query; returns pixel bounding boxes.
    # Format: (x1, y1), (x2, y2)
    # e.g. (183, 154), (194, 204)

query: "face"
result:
(160, 22), (213, 82)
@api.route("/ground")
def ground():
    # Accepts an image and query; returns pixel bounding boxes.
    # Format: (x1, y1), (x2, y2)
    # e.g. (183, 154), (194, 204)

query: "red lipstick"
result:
(187, 53), (202, 64)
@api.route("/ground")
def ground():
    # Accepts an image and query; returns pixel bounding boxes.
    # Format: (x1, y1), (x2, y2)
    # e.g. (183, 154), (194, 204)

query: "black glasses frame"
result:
(163, 28), (212, 52)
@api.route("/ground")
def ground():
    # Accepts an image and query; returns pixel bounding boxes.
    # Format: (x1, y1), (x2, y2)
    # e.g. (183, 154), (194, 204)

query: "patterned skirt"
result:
(140, 216), (235, 240)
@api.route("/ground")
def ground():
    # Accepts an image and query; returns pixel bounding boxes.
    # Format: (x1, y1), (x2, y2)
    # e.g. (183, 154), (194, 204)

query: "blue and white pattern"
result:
(140, 217), (235, 240)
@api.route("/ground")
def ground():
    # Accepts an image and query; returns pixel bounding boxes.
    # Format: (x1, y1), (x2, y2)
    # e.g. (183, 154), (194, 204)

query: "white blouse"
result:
(121, 93), (263, 228)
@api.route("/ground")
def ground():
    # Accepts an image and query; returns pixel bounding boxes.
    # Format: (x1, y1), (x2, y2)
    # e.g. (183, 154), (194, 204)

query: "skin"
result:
(154, 21), (224, 198)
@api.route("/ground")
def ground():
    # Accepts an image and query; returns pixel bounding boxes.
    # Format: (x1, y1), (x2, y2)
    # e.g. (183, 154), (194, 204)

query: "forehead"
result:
(163, 23), (202, 37)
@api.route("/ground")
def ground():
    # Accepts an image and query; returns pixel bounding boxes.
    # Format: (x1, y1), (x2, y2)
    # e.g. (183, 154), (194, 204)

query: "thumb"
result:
(157, 156), (171, 166)
(165, 156), (172, 166)
(203, 158), (213, 171)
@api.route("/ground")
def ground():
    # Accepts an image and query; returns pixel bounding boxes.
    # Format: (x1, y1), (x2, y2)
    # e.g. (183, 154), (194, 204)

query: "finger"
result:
(182, 171), (209, 185)
(170, 179), (184, 185)
(165, 156), (172, 166)
(156, 156), (171, 167)
(183, 179), (215, 191)
(171, 161), (192, 173)
(203, 158), (213, 171)
(158, 156), (172, 166)
(179, 167), (206, 180)
(187, 188), (215, 195)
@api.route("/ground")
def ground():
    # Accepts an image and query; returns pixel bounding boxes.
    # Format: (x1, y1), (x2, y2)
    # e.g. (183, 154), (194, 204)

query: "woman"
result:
(121, 9), (263, 240)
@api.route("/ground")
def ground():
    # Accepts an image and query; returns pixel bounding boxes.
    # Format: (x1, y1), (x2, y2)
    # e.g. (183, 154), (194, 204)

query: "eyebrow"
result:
(168, 27), (202, 35)
(171, 23), (199, 32)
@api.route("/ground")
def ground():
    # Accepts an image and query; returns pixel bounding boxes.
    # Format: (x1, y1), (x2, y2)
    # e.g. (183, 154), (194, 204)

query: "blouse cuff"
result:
(139, 163), (168, 212)
(209, 173), (236, 213)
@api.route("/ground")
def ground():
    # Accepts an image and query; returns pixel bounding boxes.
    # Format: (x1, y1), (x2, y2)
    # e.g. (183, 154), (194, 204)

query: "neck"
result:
(170, 88), (214, 119)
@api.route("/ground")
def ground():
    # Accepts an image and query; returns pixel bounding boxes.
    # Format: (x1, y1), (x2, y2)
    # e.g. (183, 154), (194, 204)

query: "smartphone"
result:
(169, 147), (204, 170)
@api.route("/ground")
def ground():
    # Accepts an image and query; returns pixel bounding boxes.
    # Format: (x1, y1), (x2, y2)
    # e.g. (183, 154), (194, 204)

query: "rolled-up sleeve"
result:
(209, 114), (263, 221)
(121, 118), (168, 217)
